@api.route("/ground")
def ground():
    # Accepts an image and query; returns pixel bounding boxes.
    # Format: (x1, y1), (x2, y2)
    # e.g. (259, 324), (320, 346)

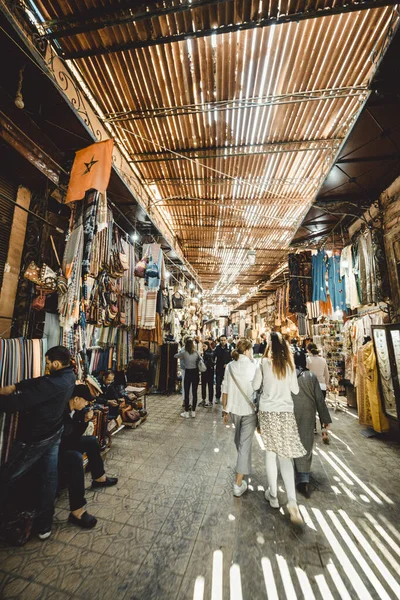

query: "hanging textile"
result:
(340, 245), (360, 310)
(0, 338), (47, 465)
(312, 250), (327, 303)
(356, 341), (389, 433)
(288, 252), (312, 315)
(138, 280), (157, 330)
(358, 229), (377, 306)
(59, 225), (84, 329)
(328, 253), (346, 313)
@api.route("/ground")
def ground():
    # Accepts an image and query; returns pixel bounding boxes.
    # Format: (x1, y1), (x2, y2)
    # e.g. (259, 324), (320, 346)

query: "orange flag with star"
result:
(65, 139), (114, 203)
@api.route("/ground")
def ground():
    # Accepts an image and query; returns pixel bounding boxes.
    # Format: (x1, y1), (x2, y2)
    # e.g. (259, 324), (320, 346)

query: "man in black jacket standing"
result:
(214, 335), (232, 404)
(59, 385), (118, 529)
(0, 346), (76, 540)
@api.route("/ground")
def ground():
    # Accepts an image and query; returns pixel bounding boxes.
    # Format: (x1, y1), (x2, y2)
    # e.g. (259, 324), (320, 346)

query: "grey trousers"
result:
(231, 413), (257, 475)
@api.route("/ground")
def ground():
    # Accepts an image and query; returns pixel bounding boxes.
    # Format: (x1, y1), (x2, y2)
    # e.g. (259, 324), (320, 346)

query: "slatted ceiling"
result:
(29, 0), (398, 296)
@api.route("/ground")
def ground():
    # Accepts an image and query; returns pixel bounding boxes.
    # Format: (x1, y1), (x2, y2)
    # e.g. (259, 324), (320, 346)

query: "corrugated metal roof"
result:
(29, 0), (399, 299)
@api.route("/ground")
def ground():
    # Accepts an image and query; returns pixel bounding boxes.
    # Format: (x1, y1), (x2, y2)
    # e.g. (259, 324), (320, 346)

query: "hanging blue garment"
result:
(328, 254), (347, 312)
(312, 250), (327, 302)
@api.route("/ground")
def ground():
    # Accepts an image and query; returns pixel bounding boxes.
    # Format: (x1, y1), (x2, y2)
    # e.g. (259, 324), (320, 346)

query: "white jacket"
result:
(253, 358), (299, 413)
(222, 355), (257, 416)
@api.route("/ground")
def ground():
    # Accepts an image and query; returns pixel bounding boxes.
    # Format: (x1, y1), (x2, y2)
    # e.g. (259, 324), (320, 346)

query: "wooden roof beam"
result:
(62, 0), (398, 60)
(40, 0), (227, 41)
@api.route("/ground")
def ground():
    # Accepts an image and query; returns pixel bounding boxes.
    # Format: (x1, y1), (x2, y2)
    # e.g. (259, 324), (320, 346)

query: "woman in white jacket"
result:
(222, 339), (257, 497)
(253, 332), (306, 525)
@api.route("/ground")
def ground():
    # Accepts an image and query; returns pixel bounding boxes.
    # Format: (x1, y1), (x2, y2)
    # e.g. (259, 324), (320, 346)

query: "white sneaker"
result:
(265, 489), (279, 508)
(287, 502), (304, 526)
(191, 411), (196, 418)
(233, 480), (248, 497)
(180, 411), (189, 419)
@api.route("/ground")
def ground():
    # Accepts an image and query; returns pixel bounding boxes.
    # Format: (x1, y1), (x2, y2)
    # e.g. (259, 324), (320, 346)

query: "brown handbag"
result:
(31, 289), (45, 311)
(24, 262), (41, 285)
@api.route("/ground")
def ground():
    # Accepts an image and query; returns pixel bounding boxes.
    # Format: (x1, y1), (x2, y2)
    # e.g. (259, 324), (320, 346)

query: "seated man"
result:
(0, 345), (76, 541)
(59, 385), (118, 529)
(98, 370), (124, 419)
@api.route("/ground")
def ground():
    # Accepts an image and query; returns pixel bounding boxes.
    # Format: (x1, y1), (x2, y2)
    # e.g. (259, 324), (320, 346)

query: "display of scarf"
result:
(288, 251), (312, 315)
(312, 250), (327, 303)
(59, 225), (84, 329)
(138, 280), (157, 329)
(0, 338), (47, 465)
(328, 253), (346, 313)
(340, 245), (360, 310)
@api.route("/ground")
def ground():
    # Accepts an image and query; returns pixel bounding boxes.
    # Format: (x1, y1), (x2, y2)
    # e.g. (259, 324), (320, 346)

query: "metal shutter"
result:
(0, 174), (17, 291)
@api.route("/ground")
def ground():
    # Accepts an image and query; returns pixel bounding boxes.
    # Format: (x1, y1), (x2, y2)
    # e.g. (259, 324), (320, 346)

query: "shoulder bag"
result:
(227, 364), (259, 431)
(197, 352), (207, 373)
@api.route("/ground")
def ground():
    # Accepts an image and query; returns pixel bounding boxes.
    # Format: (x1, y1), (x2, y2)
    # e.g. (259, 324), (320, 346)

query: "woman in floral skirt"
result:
(253, 332), (306, 526)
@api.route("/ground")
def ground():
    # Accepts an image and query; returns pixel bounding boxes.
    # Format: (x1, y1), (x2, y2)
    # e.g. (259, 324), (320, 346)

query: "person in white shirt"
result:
(306, 343), (330, 442)
(222, 339), (257, 497)
(253, 332), (306, 526)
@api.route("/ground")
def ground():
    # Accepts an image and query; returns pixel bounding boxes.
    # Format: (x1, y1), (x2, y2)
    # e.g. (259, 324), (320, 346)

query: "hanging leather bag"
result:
(134, 253), (149, 278)
(31, 289), (45, 311)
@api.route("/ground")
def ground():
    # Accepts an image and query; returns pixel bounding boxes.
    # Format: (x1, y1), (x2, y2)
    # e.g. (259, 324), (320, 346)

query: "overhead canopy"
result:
(26, 0), (400, 300)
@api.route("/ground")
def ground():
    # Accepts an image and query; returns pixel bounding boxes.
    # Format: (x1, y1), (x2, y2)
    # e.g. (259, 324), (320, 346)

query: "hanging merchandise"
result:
(340, 245), (360, 310)
(145, 252), (159, 282)
(31, 289), (45, 311)
(288, 251), (312, 315)
(172, 291), (184, 309)
(134, 254), (149, 278)
(312, 250), (327, 303)
(328, 252), (346, 313)
(0, 338), (48, 466)
(66, 139), (114, 204)
(356, 340), (389, 433)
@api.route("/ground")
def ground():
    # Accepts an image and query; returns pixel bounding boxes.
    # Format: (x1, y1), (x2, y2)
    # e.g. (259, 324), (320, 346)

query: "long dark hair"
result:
(265, 332), (294, 379)
(185, 338), (195, 354)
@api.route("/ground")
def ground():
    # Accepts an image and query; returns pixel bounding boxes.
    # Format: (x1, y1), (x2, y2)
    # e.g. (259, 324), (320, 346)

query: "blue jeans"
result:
(0, 429), (62, 532)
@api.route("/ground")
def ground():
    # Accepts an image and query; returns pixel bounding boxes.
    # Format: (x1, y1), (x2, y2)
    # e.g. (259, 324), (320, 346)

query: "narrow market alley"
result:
(1, 396), (399, 600)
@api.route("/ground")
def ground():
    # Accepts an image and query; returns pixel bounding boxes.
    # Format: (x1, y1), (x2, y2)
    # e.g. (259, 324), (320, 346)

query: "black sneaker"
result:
(38, 530), (52, 541)
(198, 401), (206, 407)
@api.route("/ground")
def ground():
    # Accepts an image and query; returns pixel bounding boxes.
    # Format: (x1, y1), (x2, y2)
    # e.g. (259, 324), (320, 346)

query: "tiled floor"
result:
(1, 395), (400, 599)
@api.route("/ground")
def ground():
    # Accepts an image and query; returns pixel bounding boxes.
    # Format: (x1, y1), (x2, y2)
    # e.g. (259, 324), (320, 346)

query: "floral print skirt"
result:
(259, 411), (306, 459)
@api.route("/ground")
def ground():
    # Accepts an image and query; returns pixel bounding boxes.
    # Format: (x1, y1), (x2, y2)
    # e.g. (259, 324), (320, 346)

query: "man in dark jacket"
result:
(214, 335), (232, 404)
(0, 346), (76, 540)
(259, 333), (267, 356)
(59, 385), (118, 529)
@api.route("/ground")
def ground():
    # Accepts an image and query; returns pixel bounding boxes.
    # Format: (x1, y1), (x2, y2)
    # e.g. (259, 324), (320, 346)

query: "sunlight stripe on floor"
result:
(369, 483), (394, 505)
(328, 452), (383, 504)
(339, 510), (400, 599)
(298, 504), (317, 531)
(315, 574), (335, 600)
(211, 550), (223, 600)
(365, 514), (400, 558)
(378, 514), (400, 542)
(276, 555), (298, 600)
(316, 449), (354, 485)
(295, 567), (316, 599)
(326, 560), (352, 600)
(312, 508), (373, 600)
(261, 557), (279, 600)
(230, 564), (243, 600)
(360, 521), (400, 575)
(328, 510), (392, 600)
(193, 576), (205, 600)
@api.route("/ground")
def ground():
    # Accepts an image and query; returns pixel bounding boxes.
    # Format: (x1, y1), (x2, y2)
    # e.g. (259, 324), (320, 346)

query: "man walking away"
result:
(0, 346), (76, 541)
(215, 335), (232, 404)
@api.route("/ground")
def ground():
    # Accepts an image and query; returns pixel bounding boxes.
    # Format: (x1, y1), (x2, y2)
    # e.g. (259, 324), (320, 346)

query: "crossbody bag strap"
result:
(228, 364), (256, 413)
